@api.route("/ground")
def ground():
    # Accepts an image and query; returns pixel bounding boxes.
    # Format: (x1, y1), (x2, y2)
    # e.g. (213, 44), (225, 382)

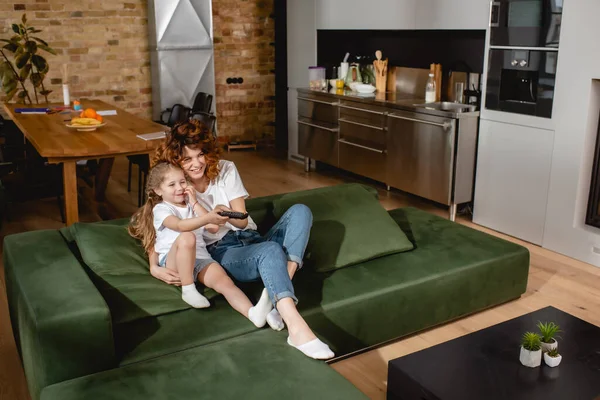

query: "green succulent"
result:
(521, 331), (542, 351)
(546, 348), (560, 357)
(537, 321), (561, 343)
(0, 13), (55, 104)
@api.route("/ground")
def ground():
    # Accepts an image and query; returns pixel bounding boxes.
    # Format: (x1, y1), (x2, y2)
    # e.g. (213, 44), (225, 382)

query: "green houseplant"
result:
(0, 13), (56, 104)
(537, 321), (561, 352)
(519, 331), (542, 368)
(543, 347), (562, 367)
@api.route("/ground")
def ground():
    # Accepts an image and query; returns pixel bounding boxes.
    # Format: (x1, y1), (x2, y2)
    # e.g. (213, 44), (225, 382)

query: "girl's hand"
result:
(150, 264), (182, 286)
(184, 186), (197, 205)
(206, 209), (229, 226)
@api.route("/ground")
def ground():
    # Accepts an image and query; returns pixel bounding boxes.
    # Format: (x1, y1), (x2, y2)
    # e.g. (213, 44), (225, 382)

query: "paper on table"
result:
(97, 110), (117, 116)
(137, 131), (167, 141)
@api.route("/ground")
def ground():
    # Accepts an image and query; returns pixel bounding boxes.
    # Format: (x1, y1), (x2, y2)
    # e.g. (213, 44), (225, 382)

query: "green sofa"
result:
(3, 184), (530, 399)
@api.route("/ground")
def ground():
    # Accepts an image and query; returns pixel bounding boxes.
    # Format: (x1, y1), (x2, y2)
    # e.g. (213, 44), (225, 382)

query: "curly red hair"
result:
(152, 119), (221, 182)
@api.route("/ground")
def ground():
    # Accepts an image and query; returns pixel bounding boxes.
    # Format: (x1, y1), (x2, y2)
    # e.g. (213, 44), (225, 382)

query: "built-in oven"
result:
(490, 0), (563, 48)
(485, 48), (558, 118)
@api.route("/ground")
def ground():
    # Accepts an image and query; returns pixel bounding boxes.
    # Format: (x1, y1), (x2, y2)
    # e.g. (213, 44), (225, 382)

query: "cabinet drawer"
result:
(339, 119), (386, 148)
(298, 95), (339, 125)
(297, 118), (338, 166)
(339, 101), (387, 128)
(339, 139), (386, 183)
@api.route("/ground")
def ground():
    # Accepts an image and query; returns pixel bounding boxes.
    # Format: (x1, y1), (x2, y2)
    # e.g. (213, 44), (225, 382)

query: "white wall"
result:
(542, 0), (600, 267)
(287, 0), (317, 160)
(415, 0), (490, 30)
(316, 0), (417, 30)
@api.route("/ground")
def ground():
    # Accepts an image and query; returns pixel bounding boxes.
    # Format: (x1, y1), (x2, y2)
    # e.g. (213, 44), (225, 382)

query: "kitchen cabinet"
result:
(473, 119), (554, 245)
(338, 101), (388, 183)
(316, 0), (417, 30)
(415, 0), (490, 30)
(297, 92), (340, 167)
(387, 110), (456, 206)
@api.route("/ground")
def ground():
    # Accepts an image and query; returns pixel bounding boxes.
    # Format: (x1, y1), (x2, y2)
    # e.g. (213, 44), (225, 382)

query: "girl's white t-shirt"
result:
(195, 160), (257, 245)
(153, 201), (212, 260)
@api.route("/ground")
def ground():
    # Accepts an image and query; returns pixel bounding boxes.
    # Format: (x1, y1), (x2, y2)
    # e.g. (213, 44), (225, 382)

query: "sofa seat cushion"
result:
(115, 208), (528, 367)
(71, 222), (192, 324)
(273, 183), (414, 272)
(290, 207), (530, 355)
(40, 329), (367, 400)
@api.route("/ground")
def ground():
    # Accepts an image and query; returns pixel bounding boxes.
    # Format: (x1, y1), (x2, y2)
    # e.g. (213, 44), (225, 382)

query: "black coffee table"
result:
(387, 306), (600, 400)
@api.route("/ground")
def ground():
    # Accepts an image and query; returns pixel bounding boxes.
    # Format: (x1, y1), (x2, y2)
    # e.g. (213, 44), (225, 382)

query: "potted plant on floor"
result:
(537, 321), (561, 352)
(543, 348), (562, 367)
(520, 331), (542, 368)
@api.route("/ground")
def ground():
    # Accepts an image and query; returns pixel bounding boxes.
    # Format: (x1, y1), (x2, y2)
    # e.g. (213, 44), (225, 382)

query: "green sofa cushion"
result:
(40, 329), (368, 400)
(71, 222), (191, 324)
(273, 183), (414, 272)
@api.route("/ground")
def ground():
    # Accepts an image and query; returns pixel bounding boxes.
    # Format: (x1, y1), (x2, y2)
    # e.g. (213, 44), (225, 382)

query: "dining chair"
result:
(190, 112), (217, 138)
(128, 104), (192, 206)
(191, 92), (213, 114)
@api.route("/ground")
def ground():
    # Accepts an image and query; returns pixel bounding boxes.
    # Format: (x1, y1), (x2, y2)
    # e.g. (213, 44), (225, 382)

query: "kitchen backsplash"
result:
(317, 29), (485, 78)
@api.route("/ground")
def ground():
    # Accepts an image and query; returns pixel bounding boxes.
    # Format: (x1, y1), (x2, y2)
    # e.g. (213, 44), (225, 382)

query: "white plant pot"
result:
(544, 352), (562, 367)
(541, 339), (558, 353)
(519, 346), (542, 368)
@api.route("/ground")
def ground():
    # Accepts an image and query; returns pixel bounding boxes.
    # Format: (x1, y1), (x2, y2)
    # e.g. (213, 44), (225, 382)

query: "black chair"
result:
(0, 116), (65, 225)
(190, 112), (217, 138)
(128, 104), (192, 206)
(191, 92), (213, 114)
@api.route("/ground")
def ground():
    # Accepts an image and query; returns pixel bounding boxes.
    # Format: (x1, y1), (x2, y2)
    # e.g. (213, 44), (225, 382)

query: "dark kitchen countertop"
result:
(297, 88), (480, 119)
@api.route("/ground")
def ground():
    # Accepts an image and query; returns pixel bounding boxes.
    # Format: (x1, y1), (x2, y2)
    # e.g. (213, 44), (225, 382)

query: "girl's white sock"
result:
(182, 284), (210, 308)
(248, 288), (273, 327)
(266, 308), (285, 331)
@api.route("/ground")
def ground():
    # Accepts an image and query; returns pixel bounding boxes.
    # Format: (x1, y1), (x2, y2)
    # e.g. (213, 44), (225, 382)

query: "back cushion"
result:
(71, 223), (191, 324)
(273, 184), (414, 272)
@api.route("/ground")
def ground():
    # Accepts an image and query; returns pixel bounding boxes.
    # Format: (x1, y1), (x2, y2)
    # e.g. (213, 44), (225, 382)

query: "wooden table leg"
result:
(95, 157), (115, 201)
(62, 160), (78, 226)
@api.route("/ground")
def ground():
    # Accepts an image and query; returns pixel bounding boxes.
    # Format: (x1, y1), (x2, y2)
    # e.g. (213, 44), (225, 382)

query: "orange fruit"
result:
(79, 111), (85, 118)
(95, 115), (103, 123)
(83, 108), (97, 119)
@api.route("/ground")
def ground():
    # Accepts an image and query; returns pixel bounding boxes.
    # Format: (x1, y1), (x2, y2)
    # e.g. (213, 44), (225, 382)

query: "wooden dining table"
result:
(2, 99), (167, 226)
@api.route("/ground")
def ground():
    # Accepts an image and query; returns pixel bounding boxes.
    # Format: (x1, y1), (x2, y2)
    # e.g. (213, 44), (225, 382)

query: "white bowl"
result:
(355, 84), (376, 94)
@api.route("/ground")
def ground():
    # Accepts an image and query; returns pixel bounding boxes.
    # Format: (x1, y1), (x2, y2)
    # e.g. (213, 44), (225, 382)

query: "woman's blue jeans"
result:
(207, 204), (312, 307)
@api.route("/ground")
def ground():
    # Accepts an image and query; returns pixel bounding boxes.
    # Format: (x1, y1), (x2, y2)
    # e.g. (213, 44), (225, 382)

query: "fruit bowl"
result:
(65, 121), (107, 132)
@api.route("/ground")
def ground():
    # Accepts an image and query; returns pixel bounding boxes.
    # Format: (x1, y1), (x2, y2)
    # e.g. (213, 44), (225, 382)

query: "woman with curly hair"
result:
(149, 119), (334, 360)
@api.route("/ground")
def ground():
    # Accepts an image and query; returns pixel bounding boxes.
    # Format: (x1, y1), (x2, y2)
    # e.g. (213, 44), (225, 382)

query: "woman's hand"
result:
(150, 264), (182, 286)
(213, 204), (232, 213)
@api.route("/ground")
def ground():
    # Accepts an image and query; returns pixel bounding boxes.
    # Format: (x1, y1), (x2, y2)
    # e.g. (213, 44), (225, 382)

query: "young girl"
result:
(128, 162), (272, 327)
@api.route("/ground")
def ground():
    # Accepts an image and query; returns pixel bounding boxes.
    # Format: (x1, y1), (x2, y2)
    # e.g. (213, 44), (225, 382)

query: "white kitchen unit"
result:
(415, 0), (491, 30)
(316, 0), (417, 30)
(473, 119), (555, 245)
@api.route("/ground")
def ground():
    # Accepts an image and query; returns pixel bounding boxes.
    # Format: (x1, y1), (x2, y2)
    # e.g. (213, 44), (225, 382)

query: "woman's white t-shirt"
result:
(195, 160), (257, 245)
(153, 201), (212, 260)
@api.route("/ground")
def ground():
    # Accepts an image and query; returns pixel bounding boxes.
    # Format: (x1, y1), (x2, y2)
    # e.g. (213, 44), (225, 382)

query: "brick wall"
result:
(0, 0), (276, 141)
(212, 0), (275, 141)
(0, 0), (152, 118)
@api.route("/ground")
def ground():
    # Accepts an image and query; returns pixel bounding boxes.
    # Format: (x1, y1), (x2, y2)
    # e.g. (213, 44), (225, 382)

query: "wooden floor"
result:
(1, 151), (599, 400)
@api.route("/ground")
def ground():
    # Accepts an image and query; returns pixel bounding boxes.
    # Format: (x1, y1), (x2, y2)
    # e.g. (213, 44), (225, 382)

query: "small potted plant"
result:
(520, 331), (542, 368)
(543, 348), (562, 367)
(537, 321), (561, 352)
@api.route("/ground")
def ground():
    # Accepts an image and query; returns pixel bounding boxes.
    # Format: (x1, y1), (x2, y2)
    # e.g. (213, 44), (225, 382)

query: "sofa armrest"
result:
(3, 230), (115, 400)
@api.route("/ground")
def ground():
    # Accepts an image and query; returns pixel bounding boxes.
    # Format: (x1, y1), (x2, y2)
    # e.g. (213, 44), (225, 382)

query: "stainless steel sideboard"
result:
(297, 89), (480, 221)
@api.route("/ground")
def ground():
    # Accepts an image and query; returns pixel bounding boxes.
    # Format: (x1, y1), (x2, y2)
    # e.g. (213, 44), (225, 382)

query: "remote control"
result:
(218, 211), (249, 219)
